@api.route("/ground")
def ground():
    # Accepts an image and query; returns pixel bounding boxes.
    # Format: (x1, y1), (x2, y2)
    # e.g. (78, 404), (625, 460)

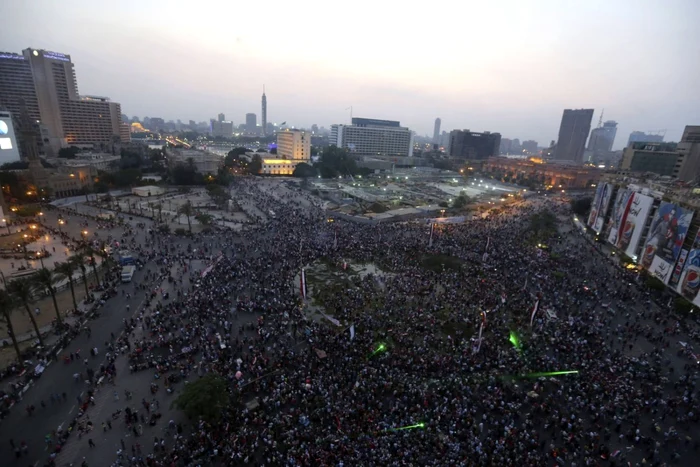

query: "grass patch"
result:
(421, 254), (463, 272)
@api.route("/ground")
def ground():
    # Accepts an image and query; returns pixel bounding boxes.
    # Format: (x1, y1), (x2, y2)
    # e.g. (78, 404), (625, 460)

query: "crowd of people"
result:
(30, 179), (700, 466)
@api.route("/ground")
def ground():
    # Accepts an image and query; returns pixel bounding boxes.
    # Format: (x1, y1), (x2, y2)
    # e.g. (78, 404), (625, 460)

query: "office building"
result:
(119, 122), (131, 143)
(261, 87), (267, 137)
(522, 140), (538, 154)
(432, 118), (441, 144)
(448, 129), (501, 160)
(628, 131), (664, 146)
(277, 128), (310, 160)
(0, 48), (125, 153)
(553, 108), (594, 163)
(483, 156), (601, 189)
(217, 113), (225, 122)
(168, 148), (222, 175)
(0, 111), (21, 164)
(330, 118), (413, 158)
(620, 142), (681, 178)
(210, 119), (233, 138)
(246, 113), (257, 134)
(588, 120), (618, 153)
(676, 125), (700, 183)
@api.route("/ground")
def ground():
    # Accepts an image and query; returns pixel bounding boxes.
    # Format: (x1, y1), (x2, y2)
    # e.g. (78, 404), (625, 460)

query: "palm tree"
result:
(84, 246), (101, 287)
(34, 268), (62, 327)
(83, 185), (92, 204)
(0, 289), (22, 363)
(55, 261), (78, 312)
(72, 253), (90, 299)
(178, 201), (194, 233)
(154, 203), (163, 223)
(8, 278), (44, 348)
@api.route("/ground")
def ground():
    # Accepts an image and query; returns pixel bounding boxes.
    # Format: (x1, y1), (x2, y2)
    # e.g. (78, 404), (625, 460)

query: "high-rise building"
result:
(210, 119), (233, 137)
(277, 128), (310, 160)
(553, 108), (594, 163)
(246, 113), (257, 134)
(588, 120), (618, 153)
(676, 125), (700, 182)
(448, 129), (501, 160)
(0, 48), (125, 152)
(627, 131), (664, 146)
(217, 113), (225, 122)
(522, 140), (538, 154)
(620, 142), (681, 177)
(330, 118), (413, 158)
(432, 118), (441, 144)
(261, 86), (267, 137)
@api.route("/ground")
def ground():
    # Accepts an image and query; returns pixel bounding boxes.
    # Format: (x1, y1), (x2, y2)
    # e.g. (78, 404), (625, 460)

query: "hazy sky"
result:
(3, 0), (699, 148)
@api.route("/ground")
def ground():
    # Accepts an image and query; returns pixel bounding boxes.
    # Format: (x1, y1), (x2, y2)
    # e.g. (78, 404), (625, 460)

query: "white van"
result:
(121, 265), (136, 283)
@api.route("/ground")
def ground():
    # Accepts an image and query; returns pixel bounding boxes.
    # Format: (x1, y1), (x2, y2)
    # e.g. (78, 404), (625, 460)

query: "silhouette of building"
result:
(246, 113), (257, 134)
(262, 86), (267, 137)
(588, 120), (618, 153)
(448, 129), (501, 160)
(553, 109), (594, 163)
(432, 118), (441, 144)
(627, 131), (664, 146)
(217, 113), (225, 122)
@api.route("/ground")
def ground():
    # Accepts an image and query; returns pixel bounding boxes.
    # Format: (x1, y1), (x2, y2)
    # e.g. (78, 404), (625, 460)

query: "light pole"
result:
(37, 251), (45, 268)
(22, 233), (28, 259)
(58, 219), (65, 232)
(2, 218), (9, 235)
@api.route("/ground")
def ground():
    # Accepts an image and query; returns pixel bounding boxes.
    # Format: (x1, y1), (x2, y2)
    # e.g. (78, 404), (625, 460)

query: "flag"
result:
(429, 223), (434, 247)
(350, 324), (355, 341)
(280, 121), (286, 126)
(475, 312), (486, 353)
(343, 261), (347, 270)
(523, 275), (528, 291)
(501, 293), (506, 304)
(300, 268), (307, 299)
(482, 252), (489, 263)
(333, 229), (338, 249)
(529, 299), (540, 327)
(485, 236), (491, 252)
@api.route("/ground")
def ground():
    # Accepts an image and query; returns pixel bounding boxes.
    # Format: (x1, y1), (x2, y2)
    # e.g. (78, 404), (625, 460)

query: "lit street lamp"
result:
(58, 219), (65, 232)
(37, 250), (45, 268)
(22, 233), (28, 259)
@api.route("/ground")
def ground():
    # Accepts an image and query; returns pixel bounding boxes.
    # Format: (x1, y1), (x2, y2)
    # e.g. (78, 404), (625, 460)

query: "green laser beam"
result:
(385, 422), (426, 432)
(525, 370), (579, 378)
(509, 331), (521, 351)
(369, 343), (387, 358)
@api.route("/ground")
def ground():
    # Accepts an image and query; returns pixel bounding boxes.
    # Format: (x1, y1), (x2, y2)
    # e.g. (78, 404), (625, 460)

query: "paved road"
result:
(0, 205), (159, 466)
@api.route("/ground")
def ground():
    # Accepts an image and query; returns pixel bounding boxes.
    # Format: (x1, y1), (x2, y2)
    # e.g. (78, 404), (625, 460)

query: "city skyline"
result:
(3, 0), (699, 149)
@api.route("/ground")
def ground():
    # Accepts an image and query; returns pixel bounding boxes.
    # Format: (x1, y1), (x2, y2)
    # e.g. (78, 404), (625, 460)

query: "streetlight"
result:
(37, 250), (45, 268)
(58, 219), (65, 232)
(22, 234), (28, 259)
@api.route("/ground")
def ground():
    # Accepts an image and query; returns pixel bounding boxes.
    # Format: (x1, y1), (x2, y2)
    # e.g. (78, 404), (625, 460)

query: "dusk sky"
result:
(3, 0), (699, 148)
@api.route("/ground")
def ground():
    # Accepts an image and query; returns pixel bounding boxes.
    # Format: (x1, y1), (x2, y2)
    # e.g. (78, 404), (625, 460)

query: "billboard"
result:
(588, 183), (613, 234)
(606, 188), (634, 245)
(642, 202), (694, 283)
(676, 232), (700, 305)
(587, 184), (603, 228)
(0, 112), (21, 164)
(619, 192), (654, 258)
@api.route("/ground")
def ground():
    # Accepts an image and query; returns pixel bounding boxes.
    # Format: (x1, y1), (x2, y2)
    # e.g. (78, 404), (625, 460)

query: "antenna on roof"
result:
(597, 109), (604, 128)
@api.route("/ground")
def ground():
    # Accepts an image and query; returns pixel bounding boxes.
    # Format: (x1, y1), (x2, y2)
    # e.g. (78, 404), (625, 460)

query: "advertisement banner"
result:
(587, 184), (604, 228)
(593, 183), (613, 234)
(668, 248), (689, 289)
(620, 192), (654, 258)
(676, 232), (700, 305)
(642, 202), (694, 283)
(606, 188), (634, 245)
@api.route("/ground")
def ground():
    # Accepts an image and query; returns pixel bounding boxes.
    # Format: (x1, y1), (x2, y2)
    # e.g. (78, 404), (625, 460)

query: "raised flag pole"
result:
(429, 223), (434, 248)
(529, 299), (540, 327)
(300, 268), (307, 300)
(475, 312), (486, 353)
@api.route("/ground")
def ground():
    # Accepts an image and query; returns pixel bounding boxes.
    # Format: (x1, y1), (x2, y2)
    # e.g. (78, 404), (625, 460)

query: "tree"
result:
(54, 261), (79, 312)
(315, 145), (358, 178)
(82, 185), (92, 203)
(0, 289), (22, 363)
(84, 246), (101, 287)
(269, 147), (277, 155)
(8, 278), (44, 348)
(453, 193), (471, 209)
(195, 212), (213, 226)
(570, 197), (593, 217)
(58, 146), (80, 159)
(33, 268), (63, 327)
(248, 155), (262, 175)
(172, 374), (229, 424)
(225, 147), (248, 167)
(178, 201), (194, 233)
(292, 162), (317, 178)
(72, 254), (90, 299)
